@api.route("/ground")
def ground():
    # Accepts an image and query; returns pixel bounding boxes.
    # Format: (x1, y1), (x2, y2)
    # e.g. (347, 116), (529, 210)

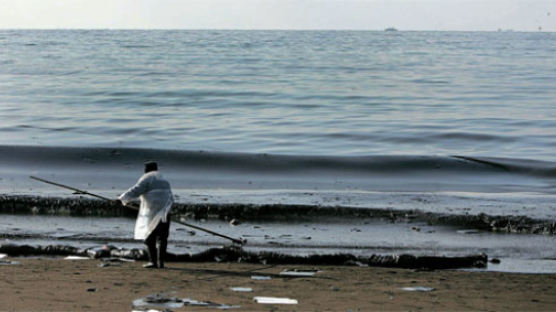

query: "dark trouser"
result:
(144, 220), (170, 268)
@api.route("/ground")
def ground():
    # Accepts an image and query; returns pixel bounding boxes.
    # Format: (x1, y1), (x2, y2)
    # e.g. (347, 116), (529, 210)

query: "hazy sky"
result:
(0, 0), (554, 31)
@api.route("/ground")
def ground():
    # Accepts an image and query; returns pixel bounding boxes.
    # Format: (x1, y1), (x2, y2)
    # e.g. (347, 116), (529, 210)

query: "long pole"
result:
(29, 176), (246, 245)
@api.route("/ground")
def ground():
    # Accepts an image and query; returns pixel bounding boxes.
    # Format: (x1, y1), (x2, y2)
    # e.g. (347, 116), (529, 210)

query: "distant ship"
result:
(384, 27), (398, 32)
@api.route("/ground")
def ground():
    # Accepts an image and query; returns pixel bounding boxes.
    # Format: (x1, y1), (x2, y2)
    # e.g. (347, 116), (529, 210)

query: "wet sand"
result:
(1, 257), (555, 311)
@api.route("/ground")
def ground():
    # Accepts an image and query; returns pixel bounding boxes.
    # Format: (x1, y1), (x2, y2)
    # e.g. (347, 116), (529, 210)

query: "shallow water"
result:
(1, 214), (554, 273)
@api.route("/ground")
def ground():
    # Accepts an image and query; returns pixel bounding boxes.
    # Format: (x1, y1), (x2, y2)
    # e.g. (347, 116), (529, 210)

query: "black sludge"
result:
(0, 244), (487, 270)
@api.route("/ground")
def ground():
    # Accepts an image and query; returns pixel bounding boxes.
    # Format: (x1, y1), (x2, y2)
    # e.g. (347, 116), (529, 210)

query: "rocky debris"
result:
(2, 195), (553, 235)
(132, 293), (239, 310)
(487, 216), (555, 235)
(0, 243), (147, 260)
(0, 195), (130, 217)
(0, 244), (82, 256)
(0, 243), (487, 270)
(132, 293), (184, 309)
(430, 213), (555, 235)
(182, 298), (239, 309)
(392, 254), (487, 270)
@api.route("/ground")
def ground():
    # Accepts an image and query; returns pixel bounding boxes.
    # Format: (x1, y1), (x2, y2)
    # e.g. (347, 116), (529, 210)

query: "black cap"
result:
(144, 161), (158, 173)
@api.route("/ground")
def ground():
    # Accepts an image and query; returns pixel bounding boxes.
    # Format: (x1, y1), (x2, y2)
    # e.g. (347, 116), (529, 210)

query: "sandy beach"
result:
(1, 257), (555, 311)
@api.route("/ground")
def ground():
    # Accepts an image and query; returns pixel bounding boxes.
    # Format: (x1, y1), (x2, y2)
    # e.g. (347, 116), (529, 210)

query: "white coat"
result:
(119, 171), (173, 240)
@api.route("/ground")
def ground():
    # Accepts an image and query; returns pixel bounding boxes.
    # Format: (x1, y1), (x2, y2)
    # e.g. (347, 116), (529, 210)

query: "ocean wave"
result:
(0, 145), (555, 178)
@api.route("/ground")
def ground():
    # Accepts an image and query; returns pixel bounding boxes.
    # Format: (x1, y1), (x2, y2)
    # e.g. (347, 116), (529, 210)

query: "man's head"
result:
(144, 161), (158, 173)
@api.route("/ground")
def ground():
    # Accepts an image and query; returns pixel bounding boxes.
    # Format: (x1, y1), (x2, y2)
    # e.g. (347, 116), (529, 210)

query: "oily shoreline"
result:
(0, 244), (488, 270)
(1, 195), (555, 235)
(0, 257), (555, 311)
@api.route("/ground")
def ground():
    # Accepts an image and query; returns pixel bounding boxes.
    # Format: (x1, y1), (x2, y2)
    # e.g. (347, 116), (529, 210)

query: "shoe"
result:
(142, 262), (157, 269)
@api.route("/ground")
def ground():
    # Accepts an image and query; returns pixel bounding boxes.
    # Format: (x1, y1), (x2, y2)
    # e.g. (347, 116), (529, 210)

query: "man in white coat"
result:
(118, 161), (173, 269)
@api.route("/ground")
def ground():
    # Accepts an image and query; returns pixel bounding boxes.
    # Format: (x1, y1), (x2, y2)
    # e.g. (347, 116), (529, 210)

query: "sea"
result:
(0, 30), (555, 272)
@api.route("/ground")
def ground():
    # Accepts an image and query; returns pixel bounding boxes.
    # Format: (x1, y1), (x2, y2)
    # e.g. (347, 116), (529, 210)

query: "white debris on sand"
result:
(254, 296), (298, 304)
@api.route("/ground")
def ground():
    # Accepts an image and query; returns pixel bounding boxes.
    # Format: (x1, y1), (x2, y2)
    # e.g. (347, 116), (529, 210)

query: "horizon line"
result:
(0, 27), (553, 33)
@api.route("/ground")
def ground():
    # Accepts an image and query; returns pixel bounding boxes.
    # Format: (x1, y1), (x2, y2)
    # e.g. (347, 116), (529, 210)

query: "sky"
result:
(0, 0), (554, 31)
